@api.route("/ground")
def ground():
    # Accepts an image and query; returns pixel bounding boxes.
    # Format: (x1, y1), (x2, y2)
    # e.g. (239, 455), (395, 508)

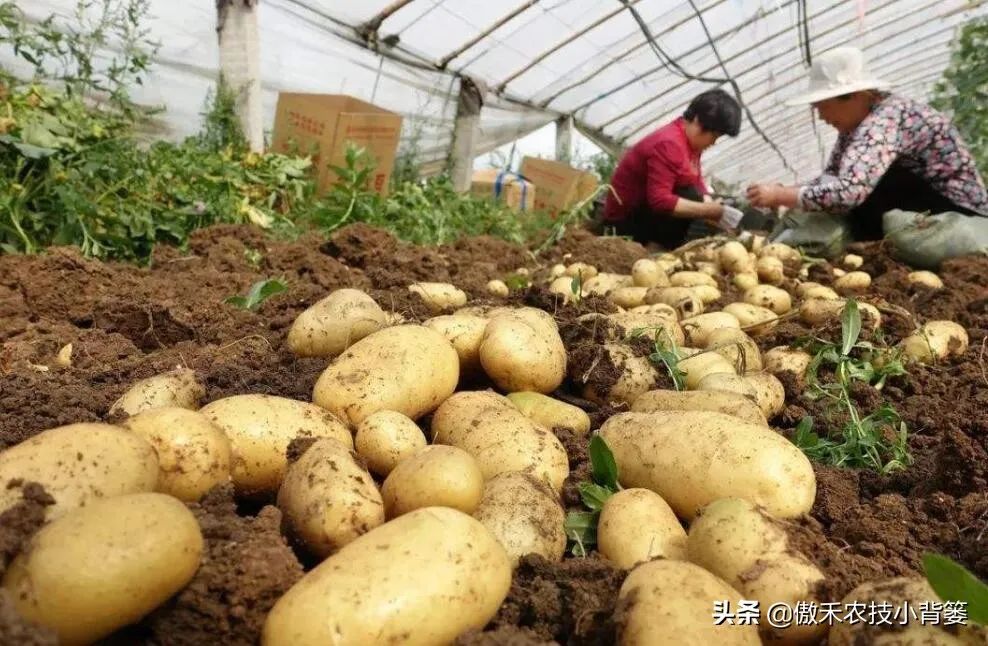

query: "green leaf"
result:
(564, 510), (599, 556)
(922, 553), (988, 625)
(589, 435), (619, 490)
(579, 482), (615, 511)
(841, 299), (862, 356)
(225, 278), (287, 310)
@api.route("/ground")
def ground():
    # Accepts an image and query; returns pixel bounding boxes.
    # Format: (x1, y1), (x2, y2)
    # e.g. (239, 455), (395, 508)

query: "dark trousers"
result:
(599, 186), (707, 250)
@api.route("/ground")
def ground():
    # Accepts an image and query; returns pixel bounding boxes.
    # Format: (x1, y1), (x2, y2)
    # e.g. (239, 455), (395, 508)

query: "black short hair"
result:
(683, 89), (742, 137)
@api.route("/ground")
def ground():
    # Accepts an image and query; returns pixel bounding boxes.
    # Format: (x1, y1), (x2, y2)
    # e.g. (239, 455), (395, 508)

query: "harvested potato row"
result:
(286, 288), (387, 358)
(479, 307), (567, 394)
(473, 471), (566, 566)
(899, 320), (969, 363)
(597, 488), (687, 569)
(109, 367), (205, 417)
(506, 391), (591, 435)
(408, 282), (467, 313)
(382, 445), (484, 518)
(354, 410), (427, 477)
(631, 389), (767, 426)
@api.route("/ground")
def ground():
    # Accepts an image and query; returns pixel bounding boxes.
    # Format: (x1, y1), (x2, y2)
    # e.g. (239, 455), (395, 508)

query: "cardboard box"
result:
(469, 169), (536, 211)
(269, 93), (403, 196)
(519, 157), (599, 216)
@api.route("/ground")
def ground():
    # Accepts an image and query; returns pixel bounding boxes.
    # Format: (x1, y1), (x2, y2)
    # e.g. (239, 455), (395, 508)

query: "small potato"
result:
(506, 391), (591, 435)
(2, 493), (202, 646)
(756, 255), (785, 284)
(631, 389), (767, 426)
(907, 270), (944, 289)
(0, 423), (158, 521)
(681, 311), (741, 347)
(354, 410), (426, 477)
(313, 324), (459, 426)
(631, 259), (669, 288)
(109, 367), (204, 417)
(408, 282), (467, 313)
(121, 407), (231, 502)
(474, 471), (566, 566)
(706, 328), (762, 372)
(565, 262), (598, 278)
(381, 445), (483, 518)
(899, 320), (969, 364)
(486, 280), (509, 297)
(719, 241), (753, 274)
(549, 263), (567, 278)
(733, 272), (759, 291)
(763, 346), (812, 381)
(723, 302), (778, 336)
(678, 351), (737, 390)
(608, 286), (649, 309)
(842, 253), (864, 269)
(832, 267), (847, 277)
(645, 286), (704, 318)
(669, 271), (717, 288)
(423, 314), (489, 378)
(262, 507), (511, 646)
(286, 288), (387, 358)
(834, 270), (872, 294)
(278, 438), (384, 557)
(759, 242), (801, 263)
(598, 488), (687, 569)
(581, 344), (661, 406)
(744, 285), (792, 315)
(743, 372), (786, 419)
(479, 308), (567, 394)
(617, 559), (761, 646)
(200, 394), (352, 497)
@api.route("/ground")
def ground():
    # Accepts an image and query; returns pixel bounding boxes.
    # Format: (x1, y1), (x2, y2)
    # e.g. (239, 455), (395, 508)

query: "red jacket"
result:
(603, 117), (708, 222)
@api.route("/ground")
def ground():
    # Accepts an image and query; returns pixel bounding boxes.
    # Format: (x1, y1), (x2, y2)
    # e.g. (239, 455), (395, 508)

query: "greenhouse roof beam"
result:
(357, 0), (418, 44)
(437, 0), (542, 69)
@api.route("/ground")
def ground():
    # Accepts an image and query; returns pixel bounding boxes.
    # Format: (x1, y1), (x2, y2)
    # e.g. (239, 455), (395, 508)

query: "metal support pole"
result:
(555, 115), (574, 163)
(217, 0), (263, 152)
(450, 77), (484, 192)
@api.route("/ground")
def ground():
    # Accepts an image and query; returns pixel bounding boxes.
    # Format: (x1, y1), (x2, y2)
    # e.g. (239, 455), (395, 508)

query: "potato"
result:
(278, 438), (384, 557)
(479, 307), (567, 394)
(832, 267), (847, 277)
(795, 281), (823, 297)
(0, 423), (158, 521)
(486, 279), (509, 297)
(549, 275), (580, 303)
(431, 391), (569, 491)
(763, 346), (813, 380)
(669, 270), (717, 288)
(691, 284), (722, 304)
(380, 445), (483, 519)
(724, 302), (778, 336)
(598, 488), (687, 569)
(629, 302), (679, 320)
(549, 263), (567, 278)
(681, 311), (741, 347)
(743, 555), (829, 644)
(583, 272), (633, 296)
(608, 311), (685, 346)
(899, 320), (969, 363)
(474, 471), (565, 566)
(616, 559), (761, 646)
(108, 367), (204, 417)
(313, 324), (459, 426)
(800, 298), (881, 330)
(756, 255), (785, 284)
(2, 492), (202, 646)
(696, 372), (755, 398)
(200, 394), (352, 497)
(608, 286), (649, 309)
(354, 410), (427, 477)
(582, 343), (660, 406)
(506, 391), (591, 435)
(834, 270), (872, 294)
(719, 241), (753, 274)
(842, 253), (863, 269)
(706, 328), (762, 372)
(695, 261), (720, 277)
(678, 351), (736, 390)
(631, 258), (669, 288)
(645, 286), (704, 318)
(565, 262), (598, 278)
(423, 314), (489, 378)
(286, 288), (387, 358)
(631, 389), (767, 426)
(600, 411), (816, 519)
(744, 285), (792, 315)
(743, 372), (786, 419)
(121, 407), (232, 502)
(801, 285), (841, 300)
(262, 507), (511, 646)
(908, 270), (944, 289)
(733, 272), (759, 290)
(408, 282), (467, 313)
(759, 242), (800, 263)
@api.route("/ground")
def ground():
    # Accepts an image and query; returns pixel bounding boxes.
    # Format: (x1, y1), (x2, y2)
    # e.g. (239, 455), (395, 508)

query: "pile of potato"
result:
(0, 236), (977, 646)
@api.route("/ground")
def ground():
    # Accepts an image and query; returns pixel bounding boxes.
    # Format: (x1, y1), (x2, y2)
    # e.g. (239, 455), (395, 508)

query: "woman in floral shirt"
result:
(747, 47), (987, 241)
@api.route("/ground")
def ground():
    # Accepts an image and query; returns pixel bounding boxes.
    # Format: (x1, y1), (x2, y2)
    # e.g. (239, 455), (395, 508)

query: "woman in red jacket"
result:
(598, 89), (744, 249)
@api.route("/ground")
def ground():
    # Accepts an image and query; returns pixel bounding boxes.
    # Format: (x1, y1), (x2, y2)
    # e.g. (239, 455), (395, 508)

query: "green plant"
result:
(631, 326), (687, 391)
(225, 277), (287, 311)
(563, 435), (621, 557)
(923, 552), (988, 625)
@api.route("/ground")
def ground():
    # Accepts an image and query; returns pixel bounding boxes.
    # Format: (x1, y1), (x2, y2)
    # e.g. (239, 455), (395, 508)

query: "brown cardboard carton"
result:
(519, 157), (599, 217)
(469, 169), (536, 211)
(270, 93), (403, 196)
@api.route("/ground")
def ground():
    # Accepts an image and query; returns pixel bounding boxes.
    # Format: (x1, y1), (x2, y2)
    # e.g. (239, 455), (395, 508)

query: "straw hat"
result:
(785, 46), (891, 106)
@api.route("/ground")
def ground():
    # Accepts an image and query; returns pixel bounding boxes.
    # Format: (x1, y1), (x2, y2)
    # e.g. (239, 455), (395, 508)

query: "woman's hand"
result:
(746, 184), (800, 208)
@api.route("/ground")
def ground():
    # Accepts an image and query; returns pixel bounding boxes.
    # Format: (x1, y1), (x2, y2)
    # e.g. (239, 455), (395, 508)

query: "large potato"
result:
(743, 372), (786, 419)
(262, 507), (512, 646)
(507, 391), (591, 435)
(313, 324), (459, 426)
(600, 411), (815, 519)
(382, 445), (485, 518)
(598, 488), (687, 569)
(681, 311), (740, 347)
(616, 559), (761, 646)
(706, 328), (762, 372)
(631, 389), (767, 426)
(431, 391), (569, 491)
(2, 492), (202, 646)
(678, 350), (736, 390)
(121, 407), (232, 502)
(200, 394), (352, 497)
(0, 423), (158, 520)
(286, 288), (387, 358)
(756, 256), (785, 284)
(899, 320), (969, 364)
(744, 285), (792, 315)
(581, 343), (660, 406)
(408, 282), (467, 313)
(473, 471), (566, 566)
(631, 258), (669, 288)
(354, 410), (427, 477)
(733, 272), (759, 291)
(719, 241), (753, 274)
(278, 437), (384, 557)
(479, 308), (567, 394)
(108, 367), (204, 417)
(423, 314), (489, 378)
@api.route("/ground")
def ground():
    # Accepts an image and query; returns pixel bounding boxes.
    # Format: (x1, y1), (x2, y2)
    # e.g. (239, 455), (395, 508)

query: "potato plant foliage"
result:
(564, 435), (621, 557)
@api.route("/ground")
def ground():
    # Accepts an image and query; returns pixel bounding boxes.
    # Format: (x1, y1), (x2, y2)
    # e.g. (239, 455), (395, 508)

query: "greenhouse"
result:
(0, 1), (987, 644)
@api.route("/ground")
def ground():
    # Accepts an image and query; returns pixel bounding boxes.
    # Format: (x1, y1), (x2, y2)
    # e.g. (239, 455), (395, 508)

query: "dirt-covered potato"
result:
(408, 282), (467, 313)
(669, 271), (717, 288)
(733, 272), (759, 291)
(381, 445), (484, 518)
(645, 286), (705, 318)
(108, 367), (205, 417)
(744, 285), (792, 315)
(706, 328), (762, 372)
(899, 320), (969, 363)
(907, 270), (944, 289)
(598, 488), (687, 569)
(681, 311), (741, 347)
(607, 311), (685, 346)
(719, 241), (753, 274)
(200, 394), (352, 497)
(486, 279), (509, 297)
(834, 270), (872, 294)
(565, 262), (598, 278)
(473, 471), (566, 566)
(423, 314), (489, 379)
(743, 372), (786, 419)
(431, 391), (569, 491)
(286, 288), (387, 358)
(581, 343), (660, 405)
(678, 350), (737, 390)
(800, 298), (881, 330)
(608, 286), (649, 309)
(759, 242), (801, 263)
(582, 272), (633, 297)
(506, 391), (591, 435)
(480, 307), (567, 394)
(802, 284), (841, 300)
(548, 275), (580, 303)
(724, 302), (778, 336)
(262, 507), (511, 646)
(2, 492), (202, 646)
(763, 346), (812, 381)
(121, 407), (231, 502)
(278, 437), (384, 557)
(600, 411), (816, 519)
(617, 559), (761, 646)
(0, 423), (158, 521)
(756, 256), (785, 284)
(631, 389), (767, 426)
(354, 410), (427, 477)
(631, 258), (669, 288)
(313, 324), (459, 426)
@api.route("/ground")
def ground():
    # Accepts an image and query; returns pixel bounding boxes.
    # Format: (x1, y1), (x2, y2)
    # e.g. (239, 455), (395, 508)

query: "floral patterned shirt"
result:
(799, 94), (988, 216)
